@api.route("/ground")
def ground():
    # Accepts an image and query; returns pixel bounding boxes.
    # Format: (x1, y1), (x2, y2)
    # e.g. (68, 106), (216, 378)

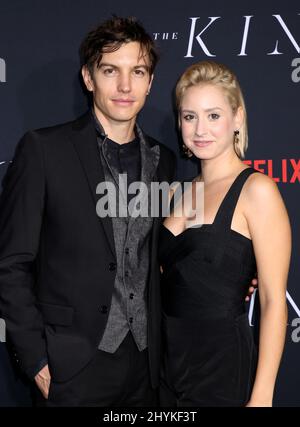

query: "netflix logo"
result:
(243, 159), (300, 183)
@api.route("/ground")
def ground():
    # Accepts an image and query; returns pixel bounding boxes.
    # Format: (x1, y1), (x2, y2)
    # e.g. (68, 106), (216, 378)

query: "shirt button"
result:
(129, 317), (133, 324)
(109, 262), (116, 271)
(125, 248), (129, 254)
(129, 293), (134, 300)
(100, 305), (108, 314)
(125, 271), (129, 277)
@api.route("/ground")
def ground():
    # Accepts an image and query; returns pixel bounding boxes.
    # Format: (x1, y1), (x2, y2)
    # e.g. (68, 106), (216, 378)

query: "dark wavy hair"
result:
(80, 16), (158, 76)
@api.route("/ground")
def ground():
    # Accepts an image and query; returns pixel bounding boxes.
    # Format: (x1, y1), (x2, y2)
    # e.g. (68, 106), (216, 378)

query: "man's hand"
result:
(245, 278), (258, 302)
(34, 364), (51, 399)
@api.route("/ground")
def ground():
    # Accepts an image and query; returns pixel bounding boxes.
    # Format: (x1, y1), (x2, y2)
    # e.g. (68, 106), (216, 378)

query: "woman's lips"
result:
(193, 140), (213, 147)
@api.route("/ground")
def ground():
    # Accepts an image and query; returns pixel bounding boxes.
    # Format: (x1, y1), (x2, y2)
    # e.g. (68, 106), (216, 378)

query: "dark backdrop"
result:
(0, 0), (299, 406)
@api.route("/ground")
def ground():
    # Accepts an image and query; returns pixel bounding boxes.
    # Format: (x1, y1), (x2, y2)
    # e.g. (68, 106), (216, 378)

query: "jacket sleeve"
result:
(0, 131), (47, 378)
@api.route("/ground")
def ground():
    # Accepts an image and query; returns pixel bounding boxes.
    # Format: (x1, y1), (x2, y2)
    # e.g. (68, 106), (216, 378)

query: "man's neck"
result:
(93, 107), (136, 144)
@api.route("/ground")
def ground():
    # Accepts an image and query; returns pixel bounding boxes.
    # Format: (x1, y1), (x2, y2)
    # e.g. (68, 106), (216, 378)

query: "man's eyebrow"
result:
(98, 63), (117, 68)
(97, 63), (150, 70)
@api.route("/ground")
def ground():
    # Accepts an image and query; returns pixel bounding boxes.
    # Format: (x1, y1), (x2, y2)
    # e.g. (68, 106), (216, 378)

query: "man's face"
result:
(82, 41), (153, 126)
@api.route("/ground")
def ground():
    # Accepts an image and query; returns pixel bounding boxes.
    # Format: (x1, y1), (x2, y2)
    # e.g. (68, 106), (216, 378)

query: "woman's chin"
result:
(192, 151), (215, 160)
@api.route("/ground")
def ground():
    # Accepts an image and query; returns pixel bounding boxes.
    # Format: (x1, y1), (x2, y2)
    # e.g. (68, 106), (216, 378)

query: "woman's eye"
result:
(209, 113), (220, 120)
(183, 114), (195, 121)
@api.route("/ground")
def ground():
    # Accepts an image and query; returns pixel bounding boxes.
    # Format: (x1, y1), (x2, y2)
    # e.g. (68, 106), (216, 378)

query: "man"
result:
(0, 16), (176, 406)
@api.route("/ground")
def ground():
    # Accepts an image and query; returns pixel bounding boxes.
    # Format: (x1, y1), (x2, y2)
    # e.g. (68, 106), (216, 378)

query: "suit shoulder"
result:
(24, 111), (90, 140)
(159, 142), (176, 161)
(27, 117), (78, 139)
(19, 112), (91, 152)
(146, 135), (176, 159)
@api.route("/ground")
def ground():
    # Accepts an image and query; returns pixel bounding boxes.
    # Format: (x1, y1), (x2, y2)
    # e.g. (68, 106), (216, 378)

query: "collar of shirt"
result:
(92, 108), (139, 150)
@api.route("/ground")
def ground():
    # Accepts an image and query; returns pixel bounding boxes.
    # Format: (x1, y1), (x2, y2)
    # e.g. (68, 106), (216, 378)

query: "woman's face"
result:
(179, 83), (243, 160)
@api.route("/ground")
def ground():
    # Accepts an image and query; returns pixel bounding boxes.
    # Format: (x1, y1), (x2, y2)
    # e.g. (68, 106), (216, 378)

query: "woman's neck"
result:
(200, 150), (245, 185)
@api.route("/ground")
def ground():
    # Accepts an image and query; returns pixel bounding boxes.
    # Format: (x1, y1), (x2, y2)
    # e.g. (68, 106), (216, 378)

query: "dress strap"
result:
(213, 168), (259, 231)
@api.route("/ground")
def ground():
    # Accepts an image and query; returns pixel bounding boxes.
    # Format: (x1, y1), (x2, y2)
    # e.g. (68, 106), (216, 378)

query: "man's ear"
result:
(81, 66), (94, 92)
(147, 74), (154, 94)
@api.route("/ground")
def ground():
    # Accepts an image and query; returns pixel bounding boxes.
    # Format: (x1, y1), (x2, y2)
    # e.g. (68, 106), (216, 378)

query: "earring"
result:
(182, 144), (193, 158)
(233, 130), (240, 158)
(234, 130), (239, 144)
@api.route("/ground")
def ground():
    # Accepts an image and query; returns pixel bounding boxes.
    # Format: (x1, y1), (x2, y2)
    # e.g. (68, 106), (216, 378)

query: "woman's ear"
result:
(178, 112), (182, 129)
(234, 106), (244, 130)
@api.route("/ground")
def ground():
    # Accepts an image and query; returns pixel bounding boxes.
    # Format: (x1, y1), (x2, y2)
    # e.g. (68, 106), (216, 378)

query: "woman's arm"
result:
(244, 173), (291, 407)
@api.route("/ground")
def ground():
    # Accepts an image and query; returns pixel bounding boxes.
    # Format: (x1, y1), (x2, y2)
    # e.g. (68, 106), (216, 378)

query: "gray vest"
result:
(97, 126), (160, 353)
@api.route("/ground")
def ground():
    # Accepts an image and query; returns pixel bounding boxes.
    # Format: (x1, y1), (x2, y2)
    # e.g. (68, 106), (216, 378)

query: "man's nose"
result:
(117, 72), (131, 93)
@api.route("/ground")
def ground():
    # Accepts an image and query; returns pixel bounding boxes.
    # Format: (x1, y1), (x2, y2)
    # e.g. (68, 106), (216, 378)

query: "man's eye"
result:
(103, 68), (116, 75)
(209, 113), (220, 120)
(134, 69), (145, 76)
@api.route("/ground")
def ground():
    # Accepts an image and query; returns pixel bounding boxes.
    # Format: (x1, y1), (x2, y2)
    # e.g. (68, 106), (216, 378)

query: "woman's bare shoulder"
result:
(243, 170), (280, 202)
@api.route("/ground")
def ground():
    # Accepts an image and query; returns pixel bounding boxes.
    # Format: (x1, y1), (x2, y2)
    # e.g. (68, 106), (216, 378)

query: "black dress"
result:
(159, 168), (258, 407)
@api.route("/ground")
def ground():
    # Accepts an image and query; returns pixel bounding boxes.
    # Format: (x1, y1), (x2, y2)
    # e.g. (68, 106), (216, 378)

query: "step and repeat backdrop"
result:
(0, 0), (299, 406)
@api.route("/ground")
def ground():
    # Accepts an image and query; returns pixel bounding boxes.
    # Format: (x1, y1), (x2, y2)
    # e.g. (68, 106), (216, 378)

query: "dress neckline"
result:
(161, 223), (252, 242)
(162, 167), (256, 241)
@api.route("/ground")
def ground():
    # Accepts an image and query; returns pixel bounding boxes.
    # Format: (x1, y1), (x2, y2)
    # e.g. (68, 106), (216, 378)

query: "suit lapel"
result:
(70, 112), (116, 259)
(127, 124), (160, 226)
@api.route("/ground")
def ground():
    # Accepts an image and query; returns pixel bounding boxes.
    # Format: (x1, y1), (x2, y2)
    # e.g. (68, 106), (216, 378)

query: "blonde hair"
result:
(176, 61), (248, 159)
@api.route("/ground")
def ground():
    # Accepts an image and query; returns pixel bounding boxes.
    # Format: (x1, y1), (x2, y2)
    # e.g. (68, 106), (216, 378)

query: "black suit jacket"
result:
(0, 111), (176, 387)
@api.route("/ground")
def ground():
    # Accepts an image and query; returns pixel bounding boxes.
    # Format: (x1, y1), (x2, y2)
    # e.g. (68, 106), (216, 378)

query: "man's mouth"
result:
(111, 98), (135, 106)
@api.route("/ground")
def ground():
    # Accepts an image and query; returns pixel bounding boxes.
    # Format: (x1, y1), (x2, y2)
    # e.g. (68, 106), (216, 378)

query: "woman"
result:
(159, 61), (291, 407)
